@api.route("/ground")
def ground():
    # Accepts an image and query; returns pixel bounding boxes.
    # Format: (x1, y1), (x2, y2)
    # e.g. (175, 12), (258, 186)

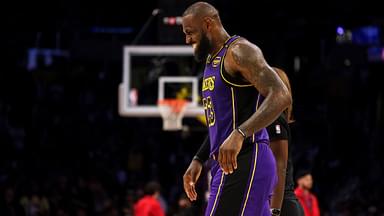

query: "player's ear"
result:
(203, 17), (213, 31)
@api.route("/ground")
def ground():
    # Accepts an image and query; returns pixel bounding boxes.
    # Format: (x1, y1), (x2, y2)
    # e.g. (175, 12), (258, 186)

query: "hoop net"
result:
(157, 99), (188, 131)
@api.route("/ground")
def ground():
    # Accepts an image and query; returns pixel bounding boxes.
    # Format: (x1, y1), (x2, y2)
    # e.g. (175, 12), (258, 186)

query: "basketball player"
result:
(182, 68), (302, 216)
(181, 2), (292, 216)
(267, 68), (304, 216)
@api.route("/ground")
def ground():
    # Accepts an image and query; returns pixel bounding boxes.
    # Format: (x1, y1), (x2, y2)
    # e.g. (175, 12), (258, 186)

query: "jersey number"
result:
(202, 96), (215, 127)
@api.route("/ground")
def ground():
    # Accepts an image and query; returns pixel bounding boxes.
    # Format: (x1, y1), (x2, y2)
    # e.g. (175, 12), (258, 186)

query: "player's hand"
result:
(218, 130), (244, 175)
(183, 159), (203, 201)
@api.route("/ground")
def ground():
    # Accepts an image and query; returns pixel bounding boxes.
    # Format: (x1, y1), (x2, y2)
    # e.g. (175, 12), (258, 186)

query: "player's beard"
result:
(194, 32), (211, 62)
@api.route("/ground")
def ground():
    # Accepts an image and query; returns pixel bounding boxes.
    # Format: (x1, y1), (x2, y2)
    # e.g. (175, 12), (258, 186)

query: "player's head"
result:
(182, 2), (222, 62)
(273, 67), (294, 123)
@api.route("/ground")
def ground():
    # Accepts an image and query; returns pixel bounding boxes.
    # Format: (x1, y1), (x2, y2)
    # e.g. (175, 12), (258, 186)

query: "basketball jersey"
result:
(201, 35), (269, 158)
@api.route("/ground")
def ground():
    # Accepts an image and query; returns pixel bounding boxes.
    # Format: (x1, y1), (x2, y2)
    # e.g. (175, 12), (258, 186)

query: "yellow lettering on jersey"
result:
(202, 76), (215, 92)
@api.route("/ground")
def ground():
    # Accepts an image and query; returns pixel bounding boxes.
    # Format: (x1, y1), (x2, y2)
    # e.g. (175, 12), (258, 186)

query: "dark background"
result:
(2, 0), (384, 215)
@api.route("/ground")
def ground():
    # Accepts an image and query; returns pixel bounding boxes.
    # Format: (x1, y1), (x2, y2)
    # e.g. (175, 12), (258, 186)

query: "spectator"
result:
(134, 181), (165, 216)
(294, 171), (320, 216)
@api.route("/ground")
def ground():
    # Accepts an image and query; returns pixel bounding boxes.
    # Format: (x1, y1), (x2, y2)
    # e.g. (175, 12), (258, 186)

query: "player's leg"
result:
(205, 143), (255, 216)
(205, 141), (277, 216)
(205, 161), (223, 216)
(240, 141), (277, 216)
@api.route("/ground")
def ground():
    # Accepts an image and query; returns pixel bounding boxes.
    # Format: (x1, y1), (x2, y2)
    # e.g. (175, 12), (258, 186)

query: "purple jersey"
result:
(202, 36), (277, 216)
(202, 35), (269, 159)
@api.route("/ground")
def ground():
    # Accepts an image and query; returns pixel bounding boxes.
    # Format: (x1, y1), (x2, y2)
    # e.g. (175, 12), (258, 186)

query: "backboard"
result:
(118, 45), (204, 117)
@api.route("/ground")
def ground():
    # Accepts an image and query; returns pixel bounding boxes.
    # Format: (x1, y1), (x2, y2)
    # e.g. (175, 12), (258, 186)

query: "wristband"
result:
(270, 208), (281, 216)
(235, 127), (246, 139)
(192, 155), (204, 164)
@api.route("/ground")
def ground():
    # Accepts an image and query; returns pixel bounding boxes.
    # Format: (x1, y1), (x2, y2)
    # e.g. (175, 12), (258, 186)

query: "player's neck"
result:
(210, 30), (230, 55)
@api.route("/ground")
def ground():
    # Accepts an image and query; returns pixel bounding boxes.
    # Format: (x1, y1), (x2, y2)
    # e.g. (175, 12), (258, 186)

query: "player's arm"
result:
(267, 116), (289, 212)
(218, 40), (292, 175)
(193, 135), (210, 164)
(226, 40), (292, 136)
(183, 135), (210, 201)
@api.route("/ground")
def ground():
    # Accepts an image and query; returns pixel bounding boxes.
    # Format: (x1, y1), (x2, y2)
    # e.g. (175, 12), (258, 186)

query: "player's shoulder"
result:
(230, 37), (253, 50)
(228, 37), (262, 58)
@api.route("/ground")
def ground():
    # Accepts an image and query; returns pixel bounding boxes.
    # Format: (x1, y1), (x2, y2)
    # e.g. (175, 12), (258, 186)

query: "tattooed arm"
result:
(218, 39), (292, 175)
(228, 39), (291, 135)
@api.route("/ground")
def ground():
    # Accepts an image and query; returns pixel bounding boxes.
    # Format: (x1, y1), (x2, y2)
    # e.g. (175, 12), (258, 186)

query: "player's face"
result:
(182, 15), (212, 62)
(195, 31), (210, 62)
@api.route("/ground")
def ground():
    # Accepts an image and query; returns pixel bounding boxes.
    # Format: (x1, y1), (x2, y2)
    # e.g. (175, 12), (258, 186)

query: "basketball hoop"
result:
(157, 99), (188, 131)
